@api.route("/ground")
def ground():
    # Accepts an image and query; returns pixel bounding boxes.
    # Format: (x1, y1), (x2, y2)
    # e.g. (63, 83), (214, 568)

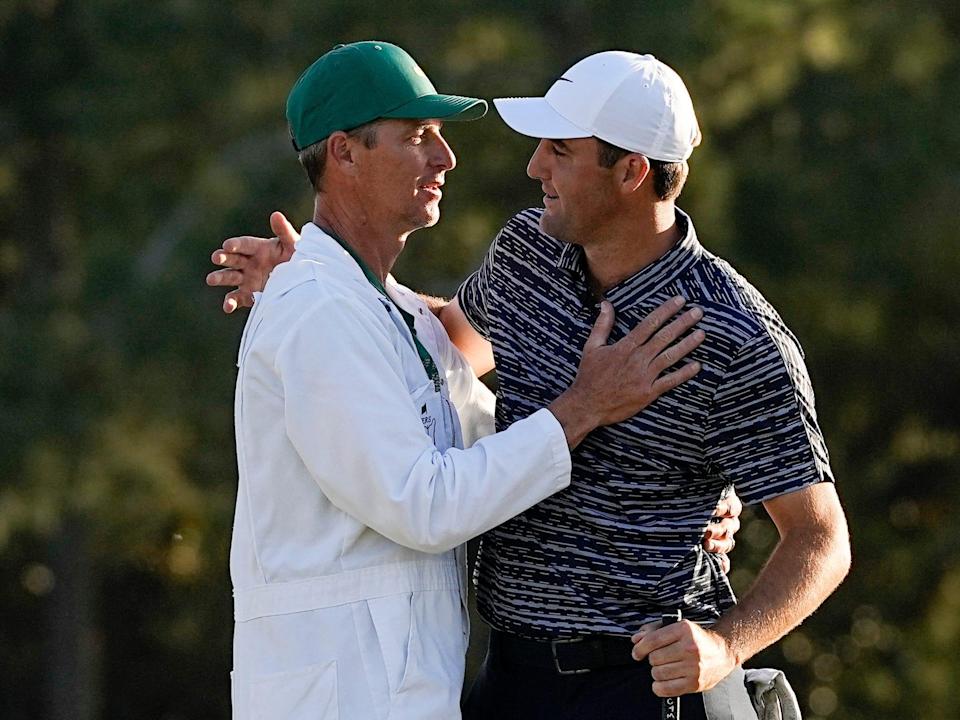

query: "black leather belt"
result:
(490, 629), (637, 675)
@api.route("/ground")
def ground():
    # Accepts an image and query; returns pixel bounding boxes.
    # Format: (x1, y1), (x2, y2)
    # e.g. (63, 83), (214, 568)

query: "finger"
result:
(641, 306), (703, 357)
(210, 250), (249, 269)
(721, 516), (741, 538)
(650, 360), (702, 395)
(206, 269), (246, 287)
(583, 301), (615, 352)
(712, 496), (732, 518)
(631, 620), (662, 643)
(651, 660), (688, 682)
(647, 642), (686, 668)
(726, 489), (743, 517)
(652, 677), (695, 698)
(704, 516), (740, 544)
(270, 211), (300, 255)
(703, 537), (730, 554)
(223, 290), (253, 314)
(701, 522), (726, 541)
(649, 328), (705, 374)
(713, 535), (737, 555)
(711, 490), (742, 520)
(222, 236), (272, 255)
(717, 552), (731, 575)
(632, 626), (679, 661)
(624, 296), (686, 346)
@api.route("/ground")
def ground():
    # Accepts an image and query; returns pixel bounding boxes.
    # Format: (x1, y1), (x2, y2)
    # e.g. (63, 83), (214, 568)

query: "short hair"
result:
(595, 138), (687, 201)
(296, 121), (381, 193)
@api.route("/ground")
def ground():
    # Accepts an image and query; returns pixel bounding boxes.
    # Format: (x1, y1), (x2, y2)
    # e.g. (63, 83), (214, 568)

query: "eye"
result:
(550, 143), (566, 157)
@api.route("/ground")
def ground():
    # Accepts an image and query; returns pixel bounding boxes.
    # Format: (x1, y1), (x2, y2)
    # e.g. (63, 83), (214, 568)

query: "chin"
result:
(424, 204), (442, 226)
(407, 209), (440, 231)
(538, 213), (565, 241)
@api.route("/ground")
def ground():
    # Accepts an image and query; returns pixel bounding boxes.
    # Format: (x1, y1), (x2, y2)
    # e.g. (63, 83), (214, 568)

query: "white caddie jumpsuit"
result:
(229, 224), (572, 720)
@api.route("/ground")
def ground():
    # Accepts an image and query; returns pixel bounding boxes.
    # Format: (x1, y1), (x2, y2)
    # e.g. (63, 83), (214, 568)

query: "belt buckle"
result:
(551, 637), (591, 675)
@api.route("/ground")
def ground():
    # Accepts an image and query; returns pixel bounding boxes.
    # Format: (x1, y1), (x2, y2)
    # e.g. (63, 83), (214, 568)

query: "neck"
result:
(583, 201), (680, 296)
(313, 194), (407, 283)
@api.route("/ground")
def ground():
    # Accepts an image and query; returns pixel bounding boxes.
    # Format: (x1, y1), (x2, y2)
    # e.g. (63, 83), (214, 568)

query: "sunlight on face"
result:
(526, 137), (620, 245)
(354, 119), (457, 237)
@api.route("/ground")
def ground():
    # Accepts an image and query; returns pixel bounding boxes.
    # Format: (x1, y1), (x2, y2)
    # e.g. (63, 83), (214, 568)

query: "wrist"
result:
(548, 388), (599, 449)
(710, 623), (745, 668)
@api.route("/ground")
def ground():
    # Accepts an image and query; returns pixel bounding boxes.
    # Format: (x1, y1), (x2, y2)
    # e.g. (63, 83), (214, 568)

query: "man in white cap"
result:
(210, 50), (841, 719)
(450, 52), (849, 718)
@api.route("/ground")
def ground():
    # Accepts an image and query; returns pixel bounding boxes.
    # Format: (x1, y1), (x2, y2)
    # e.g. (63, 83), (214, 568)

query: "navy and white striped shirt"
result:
(457, 207), (834, 639)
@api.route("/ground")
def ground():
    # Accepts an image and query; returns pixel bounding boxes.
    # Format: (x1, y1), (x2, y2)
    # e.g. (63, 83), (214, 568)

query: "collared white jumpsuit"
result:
(230, 224), (572, 719)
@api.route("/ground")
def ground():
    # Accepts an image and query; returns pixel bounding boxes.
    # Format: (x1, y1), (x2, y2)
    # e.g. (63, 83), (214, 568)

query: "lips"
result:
(418, 179), (444, 200)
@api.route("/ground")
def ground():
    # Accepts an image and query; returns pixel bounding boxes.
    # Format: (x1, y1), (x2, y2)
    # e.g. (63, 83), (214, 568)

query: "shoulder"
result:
(262, 259), (391, 345)
(503, 207), (545, 230)
(500, 207), (547, 242)
(687, 250), (805, 359)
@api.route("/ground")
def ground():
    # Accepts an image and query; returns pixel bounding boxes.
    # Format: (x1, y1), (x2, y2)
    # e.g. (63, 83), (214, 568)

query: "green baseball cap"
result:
(286, 41), (488, 151)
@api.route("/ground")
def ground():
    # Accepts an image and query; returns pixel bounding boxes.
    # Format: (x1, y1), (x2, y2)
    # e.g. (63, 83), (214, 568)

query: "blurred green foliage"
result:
(1, 1), (958, 718)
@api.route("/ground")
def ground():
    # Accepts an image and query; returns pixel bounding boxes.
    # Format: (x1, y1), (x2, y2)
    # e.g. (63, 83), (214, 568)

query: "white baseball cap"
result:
(493, 51), (701, 163)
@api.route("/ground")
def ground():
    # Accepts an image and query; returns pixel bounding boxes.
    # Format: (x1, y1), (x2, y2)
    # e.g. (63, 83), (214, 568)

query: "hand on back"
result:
(206, 211), (299, 313)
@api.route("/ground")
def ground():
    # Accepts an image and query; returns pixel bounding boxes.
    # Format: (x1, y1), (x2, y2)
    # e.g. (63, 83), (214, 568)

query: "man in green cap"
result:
(224, 41), (710, 720)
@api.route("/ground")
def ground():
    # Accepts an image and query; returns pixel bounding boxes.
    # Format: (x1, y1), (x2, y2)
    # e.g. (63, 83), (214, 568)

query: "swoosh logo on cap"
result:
(556, 77), (573, 83)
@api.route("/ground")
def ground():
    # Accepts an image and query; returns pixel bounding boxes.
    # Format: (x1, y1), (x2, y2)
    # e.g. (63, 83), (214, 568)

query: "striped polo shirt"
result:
(456, 207), (834, 639)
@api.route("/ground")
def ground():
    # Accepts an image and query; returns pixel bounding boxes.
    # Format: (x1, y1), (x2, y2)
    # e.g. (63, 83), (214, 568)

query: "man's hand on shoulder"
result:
(548, 298), (705, 448)
(206, 211), (299, 313)
(630, 619), (737, 696)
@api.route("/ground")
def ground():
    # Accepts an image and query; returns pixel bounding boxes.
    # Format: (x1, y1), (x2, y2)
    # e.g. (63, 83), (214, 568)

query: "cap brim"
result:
(382, 94), (488, 122)
(493, 97), (592, 140)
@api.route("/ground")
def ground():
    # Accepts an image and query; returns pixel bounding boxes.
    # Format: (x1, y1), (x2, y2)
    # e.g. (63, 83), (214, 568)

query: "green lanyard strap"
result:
(325, 229), (442, 390)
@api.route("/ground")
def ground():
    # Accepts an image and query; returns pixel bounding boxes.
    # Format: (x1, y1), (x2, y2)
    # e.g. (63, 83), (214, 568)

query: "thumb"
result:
(270, 211), (300, 254)
(583, 301), (614, 352)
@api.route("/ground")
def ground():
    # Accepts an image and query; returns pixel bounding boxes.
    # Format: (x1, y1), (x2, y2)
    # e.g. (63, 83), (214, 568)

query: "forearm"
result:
(712, 512), (851, 665)
(437, 298), (495, 376)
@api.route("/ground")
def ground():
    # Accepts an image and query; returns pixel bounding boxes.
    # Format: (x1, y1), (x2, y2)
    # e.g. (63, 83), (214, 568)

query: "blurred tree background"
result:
(1, 0), (958, 718)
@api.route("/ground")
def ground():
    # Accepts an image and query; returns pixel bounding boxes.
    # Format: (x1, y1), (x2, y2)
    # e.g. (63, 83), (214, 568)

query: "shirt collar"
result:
(554, 207), (703, 305)
(265, 223), (370, 297)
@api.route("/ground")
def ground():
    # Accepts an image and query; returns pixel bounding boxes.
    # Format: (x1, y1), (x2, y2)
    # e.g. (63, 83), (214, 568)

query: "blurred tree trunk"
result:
(44, 515), (98, 720)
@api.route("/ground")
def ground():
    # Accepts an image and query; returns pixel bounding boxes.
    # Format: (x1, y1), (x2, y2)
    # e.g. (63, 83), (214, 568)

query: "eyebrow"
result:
(551, 139), (569, 150)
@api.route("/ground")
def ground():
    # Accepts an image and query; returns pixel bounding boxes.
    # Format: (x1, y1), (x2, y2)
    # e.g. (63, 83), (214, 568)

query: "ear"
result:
(326, 131), (359, 174)
(618, 154), (650, 195)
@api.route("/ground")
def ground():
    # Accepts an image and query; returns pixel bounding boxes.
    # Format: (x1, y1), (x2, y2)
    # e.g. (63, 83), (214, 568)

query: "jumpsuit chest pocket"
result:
(381, 296), (461, 454)
(411, 381), (459, 454)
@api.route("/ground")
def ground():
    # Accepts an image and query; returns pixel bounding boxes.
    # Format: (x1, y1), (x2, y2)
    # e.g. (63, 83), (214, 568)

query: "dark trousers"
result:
(462, 634), (709, 720)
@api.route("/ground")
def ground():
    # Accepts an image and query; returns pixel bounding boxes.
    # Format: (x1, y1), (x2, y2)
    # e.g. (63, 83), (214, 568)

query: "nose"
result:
(527, 140), (550, 180)
(430, 131), (457, 171)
